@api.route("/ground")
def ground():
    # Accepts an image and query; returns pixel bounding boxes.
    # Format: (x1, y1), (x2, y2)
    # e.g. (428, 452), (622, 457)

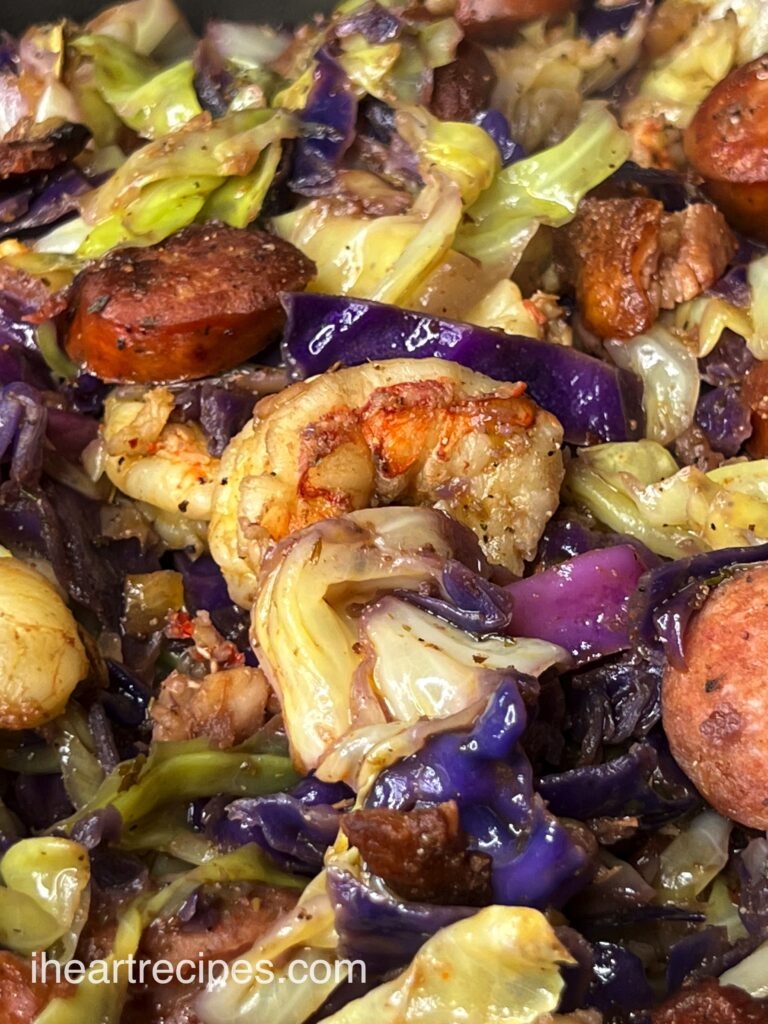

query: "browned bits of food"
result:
(140, 882), (297, 966)
(0, 260), (70, 321)
(684, 55), (768, 242)
(456, 0), (575, 43)
(662, 565), (768, 829)
(340, 801), (493, 906)
(559, 197), (735, 338)
(0, 119), (91, 180)
(0, 951), (71, 1024)
(652, 978), (768, 1024)
(430, 41), (497, 121)
(65, 223), (316, 384)
(150, 665), (270, 748)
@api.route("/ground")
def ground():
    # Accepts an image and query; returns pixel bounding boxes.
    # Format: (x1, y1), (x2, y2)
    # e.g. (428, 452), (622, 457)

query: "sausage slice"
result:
(456, 0), (576, 44)
(0, 120), (91, 180)
(662, 564), (768, 829)
(684, 55), (768, 241)
(65, 223), (315, 383)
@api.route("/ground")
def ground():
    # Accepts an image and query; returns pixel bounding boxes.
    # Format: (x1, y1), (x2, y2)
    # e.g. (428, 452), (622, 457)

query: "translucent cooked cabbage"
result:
(674, 294), (754, 359)
(747, 254), (768, 360)
(83, 0), (195, 59)
(565, 440), (768, 557)
(673, 253), (768, 361)
(487, 9), (652, 151)
(396, 107), (500, 206)
(272, 170), (462, 303)
(71, 33), (202, 138)
(605, 326), (700, 445)
(0, 837), (90, 955)
(720, 941), (768, 999)
(78, 108), (296, 255)
(360, 596), (563, 721)
(195, 869), (340, 1024)
(65, 736), (299, 830)
(657, 810), (732, 903)
(456, 102), (630, 269)
(252, 508), (566, 773)
(321, 905), (571, 1024)
(634, 12), (738, 128)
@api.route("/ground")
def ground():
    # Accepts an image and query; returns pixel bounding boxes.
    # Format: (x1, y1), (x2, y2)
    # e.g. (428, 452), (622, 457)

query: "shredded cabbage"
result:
(65, 737), (299, 830)
(605, 326), (700, 445)
(564, 440), (768, 557)
(456, 102), (630, 269)
(0, 837), (89, 955)
(674, 295), (754, 359)
(657, 810), (732, 903)
(321, 905), (572, 1024)
(487, 9), (651, 151)
(465, 280), (544, 338)
(252, 508), (564, 773)
(196, 869), (340, 1024)
(78, 109), (296, 254)
(272, 171), (462, 304)
(396, 107), (500, 207)
(72, 34), (202, 138)
(35, 844), (299, 1024)
(362, 597), (565, 721)
(747, 253), (768, 360)
(83, 0), (195, 58)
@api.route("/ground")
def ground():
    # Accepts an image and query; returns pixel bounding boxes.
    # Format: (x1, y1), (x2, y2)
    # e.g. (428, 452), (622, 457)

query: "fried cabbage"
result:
(252, 508), (566, 773)
(321, 905), (571, 1024)
(71, 33), (202, 139)
(605, 326), (700, 445)
(565, 440), (768, 557)
(0, 837), (89, 955)
(78, 109), (296, 255)
(272, 170), (462, 303)
(456, 102), (631, 269)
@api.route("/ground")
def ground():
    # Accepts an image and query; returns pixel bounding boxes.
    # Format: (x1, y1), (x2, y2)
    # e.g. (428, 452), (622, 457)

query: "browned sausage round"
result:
(456, 0), (575, 44)
(0, 120), (91, 180)
(662, 564), (768, 829)
(65, 223), (315, 384)
(684, 55), (768, 242)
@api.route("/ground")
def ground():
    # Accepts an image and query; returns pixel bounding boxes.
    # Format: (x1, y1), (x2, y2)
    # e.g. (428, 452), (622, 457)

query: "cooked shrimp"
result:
(210, 358), (564, 607)
(102, 388), (218, 522)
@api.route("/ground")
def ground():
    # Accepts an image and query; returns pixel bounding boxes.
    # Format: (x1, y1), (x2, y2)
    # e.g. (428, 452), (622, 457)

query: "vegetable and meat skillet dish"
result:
(1, 0), (768, 1019)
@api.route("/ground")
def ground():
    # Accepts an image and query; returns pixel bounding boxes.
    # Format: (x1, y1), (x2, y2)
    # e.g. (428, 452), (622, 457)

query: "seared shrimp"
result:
(210, 358), (564, 607)
(102, 388), (219, 523)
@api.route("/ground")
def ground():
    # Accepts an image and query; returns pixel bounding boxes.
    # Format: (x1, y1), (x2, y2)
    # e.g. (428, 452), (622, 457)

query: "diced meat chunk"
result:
(151, 665), (270, 748)
(657, 205), (737, 308)
(558, 197), (735, 338)
(430, 41), (497, 122)
(340, 801), (492, 905)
